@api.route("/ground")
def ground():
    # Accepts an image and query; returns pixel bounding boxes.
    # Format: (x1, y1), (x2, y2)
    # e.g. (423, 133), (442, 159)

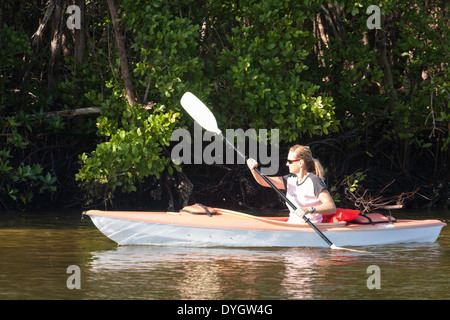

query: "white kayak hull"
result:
(85, 208), (446, 248)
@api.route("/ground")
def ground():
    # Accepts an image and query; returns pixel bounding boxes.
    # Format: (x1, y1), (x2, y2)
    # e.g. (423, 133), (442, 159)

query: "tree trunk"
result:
(74, 0), (86, 66)
(48, 0), (65, 88)
(106, 0), (136, 107)
(375, 14), (398, 104)
(32, 0), (56, 46)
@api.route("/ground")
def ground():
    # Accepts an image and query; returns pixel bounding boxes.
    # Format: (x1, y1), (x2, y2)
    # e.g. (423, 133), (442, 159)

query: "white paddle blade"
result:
(180, 92), (221, 134)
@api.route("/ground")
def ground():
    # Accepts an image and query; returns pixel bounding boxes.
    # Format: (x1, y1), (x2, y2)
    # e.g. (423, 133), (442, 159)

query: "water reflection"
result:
(279, 248), (361, 299)
(86, 246), (364, 299)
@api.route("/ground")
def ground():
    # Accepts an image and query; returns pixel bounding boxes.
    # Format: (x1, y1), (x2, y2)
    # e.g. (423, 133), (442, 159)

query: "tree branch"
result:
(32, 0), (56, 46)
(45, 107), (101, 117)
(106, 0), (136, 107)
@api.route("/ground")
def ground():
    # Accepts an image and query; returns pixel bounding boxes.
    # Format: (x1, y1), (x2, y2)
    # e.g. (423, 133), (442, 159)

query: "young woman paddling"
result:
(247, 145), (336, 224)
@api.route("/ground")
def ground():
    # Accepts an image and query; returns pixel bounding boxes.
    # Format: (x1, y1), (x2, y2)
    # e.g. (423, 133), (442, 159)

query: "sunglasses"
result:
(286, 159), (301, 164)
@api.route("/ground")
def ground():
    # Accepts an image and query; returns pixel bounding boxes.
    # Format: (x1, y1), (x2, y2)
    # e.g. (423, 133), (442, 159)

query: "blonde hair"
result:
(289, 145), (325, 180)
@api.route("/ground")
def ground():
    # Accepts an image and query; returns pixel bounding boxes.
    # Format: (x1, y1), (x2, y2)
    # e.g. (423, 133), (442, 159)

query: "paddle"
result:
(180, 92), (366, 252)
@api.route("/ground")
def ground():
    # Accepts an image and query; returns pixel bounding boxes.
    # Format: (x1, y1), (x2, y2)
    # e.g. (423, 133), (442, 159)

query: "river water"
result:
(0, 209), (448, 300)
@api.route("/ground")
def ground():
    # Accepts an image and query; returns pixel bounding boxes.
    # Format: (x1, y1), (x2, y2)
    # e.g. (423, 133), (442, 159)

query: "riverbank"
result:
(1, 161), (448, 214)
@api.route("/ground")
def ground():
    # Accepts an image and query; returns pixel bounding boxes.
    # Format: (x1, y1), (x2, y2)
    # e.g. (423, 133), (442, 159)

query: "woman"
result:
(246, 145), (336, 223)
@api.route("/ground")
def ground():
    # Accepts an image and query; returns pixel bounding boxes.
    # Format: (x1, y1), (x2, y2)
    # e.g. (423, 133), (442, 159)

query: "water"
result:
(0, 209), (448, 300)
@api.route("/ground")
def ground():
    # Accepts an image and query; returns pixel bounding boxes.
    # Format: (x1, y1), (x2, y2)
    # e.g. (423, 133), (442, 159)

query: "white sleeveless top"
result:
(282, 173), (327, 224)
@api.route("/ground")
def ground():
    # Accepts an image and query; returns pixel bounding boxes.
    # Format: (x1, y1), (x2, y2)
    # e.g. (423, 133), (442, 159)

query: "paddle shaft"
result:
(220, 133), (334, 247)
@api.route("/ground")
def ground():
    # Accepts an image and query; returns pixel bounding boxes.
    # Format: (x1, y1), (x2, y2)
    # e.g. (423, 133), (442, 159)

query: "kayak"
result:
(84, 206), (446, 248)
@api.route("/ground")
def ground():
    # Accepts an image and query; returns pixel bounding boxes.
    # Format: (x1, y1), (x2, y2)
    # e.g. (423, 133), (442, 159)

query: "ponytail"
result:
(312, 158), (325, 180)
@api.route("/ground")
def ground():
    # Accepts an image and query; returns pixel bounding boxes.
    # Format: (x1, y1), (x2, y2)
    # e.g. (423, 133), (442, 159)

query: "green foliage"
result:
(339, 1), (447, 144)
(345, 171), (367, 193)
(1, 0), (448, 208)
(330, 171), (367, 203)
(0, 151), (57, 207)
(388, 1), (450, 151)
(0, 24), (32, 113)
(0, 112), (59, 207)
(0, 24), (58, 209)
(75, 101), (180, 199)
(122, 0), (211, 108)
(75, 0), (208, 201)
(207, 0), (338, 141)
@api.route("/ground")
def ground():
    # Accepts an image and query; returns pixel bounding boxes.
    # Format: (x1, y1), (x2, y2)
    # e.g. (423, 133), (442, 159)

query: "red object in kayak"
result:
(322, 208), (361, 223)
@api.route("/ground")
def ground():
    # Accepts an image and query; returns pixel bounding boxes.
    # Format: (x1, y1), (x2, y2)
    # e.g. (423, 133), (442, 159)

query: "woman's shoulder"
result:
(307, 173), (327, 194)
(307, 173), (326, 184)
(282, 174), (296, 188)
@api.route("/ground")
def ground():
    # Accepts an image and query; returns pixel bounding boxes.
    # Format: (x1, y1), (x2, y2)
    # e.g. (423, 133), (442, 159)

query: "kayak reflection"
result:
(86, 246), (359, 299)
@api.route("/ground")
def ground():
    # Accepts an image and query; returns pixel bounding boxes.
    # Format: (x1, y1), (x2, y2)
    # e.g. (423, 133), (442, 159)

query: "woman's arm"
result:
(315, 190), (337, 215)
(246, 158), (285, 190)
(293, 190), (337, 219)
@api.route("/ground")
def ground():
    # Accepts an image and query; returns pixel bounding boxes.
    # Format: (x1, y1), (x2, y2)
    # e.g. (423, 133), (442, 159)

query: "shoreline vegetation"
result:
(1, 1), (448, 213)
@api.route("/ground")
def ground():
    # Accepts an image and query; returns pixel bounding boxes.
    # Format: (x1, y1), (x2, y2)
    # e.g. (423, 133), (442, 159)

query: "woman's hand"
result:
(246, 158), (286, 189)
(293, 207), (312, 220)
(246, 158), (258, 171)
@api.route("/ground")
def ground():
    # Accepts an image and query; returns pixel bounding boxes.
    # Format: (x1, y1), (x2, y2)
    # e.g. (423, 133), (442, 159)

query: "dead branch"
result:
(346, 185), (420, 213)
(45, 107), (101, 117)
